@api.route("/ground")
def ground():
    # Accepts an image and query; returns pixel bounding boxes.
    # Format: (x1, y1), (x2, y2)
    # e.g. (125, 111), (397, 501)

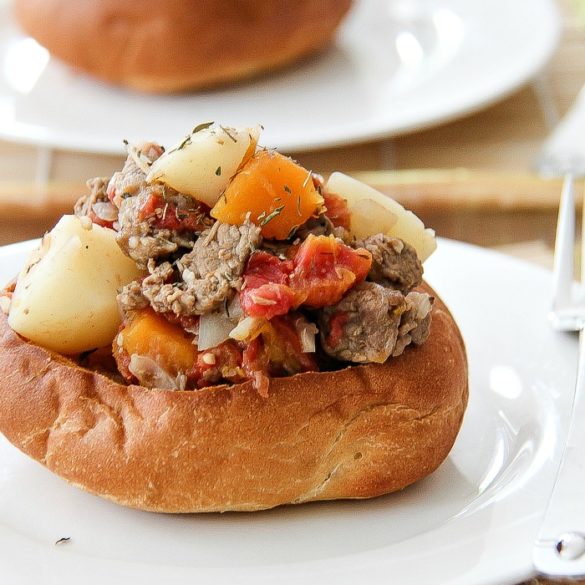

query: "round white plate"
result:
(0, 0), (560, 154)
(0, 238), (577, 585)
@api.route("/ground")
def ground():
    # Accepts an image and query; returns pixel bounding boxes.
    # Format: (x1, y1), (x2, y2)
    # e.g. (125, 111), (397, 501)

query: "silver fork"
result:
(533, 175), (585, 579)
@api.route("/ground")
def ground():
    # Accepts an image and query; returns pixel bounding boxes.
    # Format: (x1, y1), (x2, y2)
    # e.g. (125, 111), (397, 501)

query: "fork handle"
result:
(533, 329), (585, 578)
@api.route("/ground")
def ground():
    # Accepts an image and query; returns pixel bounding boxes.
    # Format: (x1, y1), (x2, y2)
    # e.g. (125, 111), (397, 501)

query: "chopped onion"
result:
(91, 201), (119, 222)
(408, 291), (432, 319)
(294, 317), (318, 353)
(226, 294), (243, 321)
(198, 311), (236, 350)
(229, 316), (266, 342)
(127, 143), (152, 174)
(128, 354), (181, 390)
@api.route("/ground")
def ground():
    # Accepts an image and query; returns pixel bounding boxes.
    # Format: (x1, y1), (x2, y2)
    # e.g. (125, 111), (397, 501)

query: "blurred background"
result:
(0, 0), (582, 272)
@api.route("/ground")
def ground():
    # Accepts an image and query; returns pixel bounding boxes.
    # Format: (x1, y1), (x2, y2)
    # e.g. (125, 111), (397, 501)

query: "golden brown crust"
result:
(0, 284), (468, 512)
(13, 0), (353, 92)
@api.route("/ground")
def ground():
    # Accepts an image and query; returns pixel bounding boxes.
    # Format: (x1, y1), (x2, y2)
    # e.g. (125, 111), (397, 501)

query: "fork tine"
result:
(552, 174), (576, 313)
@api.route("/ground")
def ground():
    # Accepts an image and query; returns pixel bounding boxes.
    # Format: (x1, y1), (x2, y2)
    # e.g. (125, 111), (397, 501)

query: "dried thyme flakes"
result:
(220, 125), (237, 143)
(260, 206), (285, 226)
(176, 135), (192, 151)
(192, 121), (214, 134)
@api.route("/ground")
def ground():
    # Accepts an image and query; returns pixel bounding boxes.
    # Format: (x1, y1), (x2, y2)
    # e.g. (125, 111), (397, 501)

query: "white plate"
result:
(0, 0), (560, 154)
(0, 238), (578, 585)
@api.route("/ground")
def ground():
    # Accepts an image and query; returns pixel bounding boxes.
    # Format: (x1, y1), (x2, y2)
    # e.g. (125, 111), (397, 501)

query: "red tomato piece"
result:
(325, 311), (348, 348)
(322, 191), (351, 230)
(242, 315), (318, 396)
(270, 316), (318, 373)
(241, 337), (270, 397)
(190, 340), (245, 388)
(241, 282), (303, 320)
(138, 194), (210, 232)
(88, 208), (115, 229)
(242, 251), (293, 287)
(290, 235), (372, 308)
(240, 251), (304, 319)
(241, 239), (371, 317)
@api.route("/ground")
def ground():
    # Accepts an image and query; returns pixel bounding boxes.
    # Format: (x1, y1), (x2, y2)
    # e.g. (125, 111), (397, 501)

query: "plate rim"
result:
(0, 0), (561, 154)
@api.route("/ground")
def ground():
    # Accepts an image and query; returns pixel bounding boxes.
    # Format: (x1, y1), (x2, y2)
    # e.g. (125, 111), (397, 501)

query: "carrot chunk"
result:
(211, 150), (323, 240)
(117, 308), (198, 376)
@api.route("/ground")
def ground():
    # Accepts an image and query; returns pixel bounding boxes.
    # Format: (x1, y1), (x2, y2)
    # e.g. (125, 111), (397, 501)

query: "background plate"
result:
(0, 238), (578, 585)
(0, 0), (560, 154)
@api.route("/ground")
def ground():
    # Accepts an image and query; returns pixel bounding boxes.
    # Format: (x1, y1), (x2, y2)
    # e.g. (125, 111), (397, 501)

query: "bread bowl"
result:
(0, 123), (468, 512)
(13, 0), (353, 93)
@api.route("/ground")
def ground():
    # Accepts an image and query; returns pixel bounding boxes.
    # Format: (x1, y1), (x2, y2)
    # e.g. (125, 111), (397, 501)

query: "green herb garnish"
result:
(192, 121), (214, 134)
(220, 125), (237, 142)
(177, 135), (192, 151)
(260, 205), (285, 226)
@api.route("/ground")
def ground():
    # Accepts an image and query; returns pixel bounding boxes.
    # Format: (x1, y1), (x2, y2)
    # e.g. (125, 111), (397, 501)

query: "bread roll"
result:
(0, 284), (467, 512)
(14, 0), (353, 92)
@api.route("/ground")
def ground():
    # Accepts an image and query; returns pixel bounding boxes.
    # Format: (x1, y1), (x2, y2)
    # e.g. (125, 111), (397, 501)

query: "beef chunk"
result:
(141, 219), (262, 316)
(117, 278), (149, 314)
(112, 143), (212, 268)
(74, 176), (109, 216)
(116, 190), (202, 268)
(74, 177), (119, 226)
(355, 234), (423, 293)
(393, 291), (433, 356)
(293, 214), (350, 245)
(107, 142), (164, 206)
(319, 281), (432, 363)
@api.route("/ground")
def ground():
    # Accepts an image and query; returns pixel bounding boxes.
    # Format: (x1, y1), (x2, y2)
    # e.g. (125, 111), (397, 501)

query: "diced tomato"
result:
(290, 235), (371, 307)
(241, 337), (270, 397)
(242, 314), (318, 397)
(88, 208), (115, 229)
(137, 193), (160, 221)
(243, 251), (293, 287)
(322, 191), (351, 230)
(240, 251), (303, 319)
(326, 311), (348, 348)
(189, 340), (245, 388)
(270, 316), (318, 373)
(240, 239), (371, 317)
(138, 193), (210, 232)
(241, 282), (303, 320)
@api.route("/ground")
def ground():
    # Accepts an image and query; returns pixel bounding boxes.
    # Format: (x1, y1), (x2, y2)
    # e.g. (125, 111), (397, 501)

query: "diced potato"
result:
(211, 150), (324, 240)
(8, 216), (144, 354)
(325, 172), (437, 261)
(146, 123), (261, 207)
(349, 199), (398, 241)
(118, 308), (198, 375)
